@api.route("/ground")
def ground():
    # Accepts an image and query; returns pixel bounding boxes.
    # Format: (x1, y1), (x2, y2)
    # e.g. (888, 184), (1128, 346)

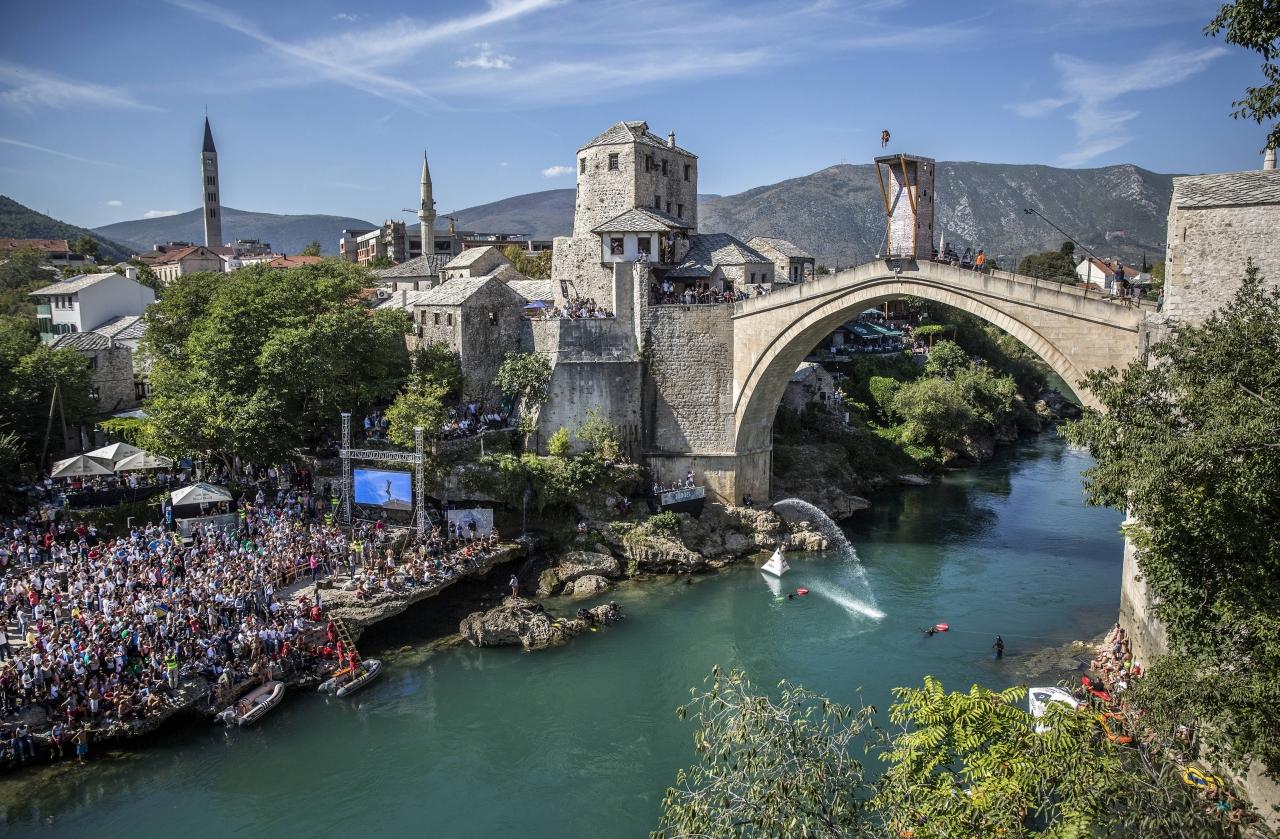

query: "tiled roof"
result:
(506, 279), (554, 302)
(591, 206), (691, 233)
(580, 120), (696, 157)
(1172, 170), (1280, 208)
(52, 331), (113, 351)
(412, 276), (499, 306)
(94, 314), (145, 341)
(0, 237), (70, 253)
(28, 271), (121, 296)
(268, 255), (325, 268)
(443, 245), (502, 269)
(748, 236), (814, 260)
(150, 245), (220, 265)
(789, 361), (822, 383)
(373, 253), (451, 278)
(665, 233), (772, 279)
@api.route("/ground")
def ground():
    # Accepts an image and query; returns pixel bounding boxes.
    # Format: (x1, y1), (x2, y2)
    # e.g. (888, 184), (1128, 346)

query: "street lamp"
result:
(1023, 207), (1107, 297)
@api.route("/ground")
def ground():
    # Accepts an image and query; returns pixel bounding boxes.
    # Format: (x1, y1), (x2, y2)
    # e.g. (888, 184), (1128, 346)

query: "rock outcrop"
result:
(568, 574), (611, 597)
(459, 596), (621, 650)
(535, 550), (622, 596)
(621, 526), (706, 574)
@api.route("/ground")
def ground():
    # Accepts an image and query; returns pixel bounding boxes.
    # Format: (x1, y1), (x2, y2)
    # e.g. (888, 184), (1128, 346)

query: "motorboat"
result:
(319, 659), (383, 697)
(1028, 685), (1081, 733)
(760, 546), (789, 577)
(219, 680), (285, 727)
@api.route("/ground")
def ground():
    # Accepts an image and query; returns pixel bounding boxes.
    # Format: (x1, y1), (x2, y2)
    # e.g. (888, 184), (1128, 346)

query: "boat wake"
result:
(772, 498), (885, 621)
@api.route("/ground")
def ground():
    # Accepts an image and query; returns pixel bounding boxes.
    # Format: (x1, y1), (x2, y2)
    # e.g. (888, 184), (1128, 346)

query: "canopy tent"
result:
(113, 451), (174, 472)
(50, 454), (114, 478)
(86, 442), (141, 463)
(170, 482), (233, 506)
(522, 300), (553, 309)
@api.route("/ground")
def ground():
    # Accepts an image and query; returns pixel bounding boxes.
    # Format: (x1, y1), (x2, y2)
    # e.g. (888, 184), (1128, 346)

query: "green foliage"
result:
(502, 244), (552, 279)
(119, 260), (161, 293)
(1206, 0), (1280, 153)
(547, 426), (572, 458)
(368, 254), (395, 269)
(70, 235), (98, 257)
(1063, 267), (1280, 774)
(1, 343), (96, 462)
(412, 342), (464, 403)
(646, 511), (681, 535)
(891, 376), (978, 451)
(494, 351), (552, 408)
(96, 416), (151, 446)
(386, 384), (448, 450)
(1059, 240), (1075, 257)
(815, 264), (830, 276)
(0, 246), (52, 317)
(654, 666), (880, 839)
(923, 339), (968, 378)
(140, 261), (409, 464)
(867, 375), (900, 423)
(0, 430), (26, 511)
(301, 240), (323, 257)
(1017, 249), (1077, 283)
(576, 407), (621, 461)
(1149, 259), (1166, 289)
(465, 450), (633, 514)
(910, 323), (949, 340)
(877, 677), (1243, 838)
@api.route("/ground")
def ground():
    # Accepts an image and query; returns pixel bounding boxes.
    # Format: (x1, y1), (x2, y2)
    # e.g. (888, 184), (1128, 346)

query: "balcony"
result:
(35, 303), (50, 317)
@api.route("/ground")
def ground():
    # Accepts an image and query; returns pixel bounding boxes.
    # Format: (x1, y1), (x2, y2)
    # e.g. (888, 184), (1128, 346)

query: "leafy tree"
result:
(1206, 0), (1280, 153)
(502, 244), (552, 279)
(301, 240), (323, 257)
(494, 351), (552, 419)
(576, 407), (621, 461)
(0, 246), (52, 317)
(122, 260), (162, 293)
(464, 450), (635, 514)
(70, 235), (98, 258)
(385, 383), (448, 449)
(1017, 250), (1077, 283)
(867, 375), (901, 424)
(877, 677), (1247, 838)
(891, 377), (976, 451)
(141, 261), (410, 466)
(411, 342), (464, 404)
(2, 344), (96, 461)
(368, 254), (395, 269)
(547, 426), (572, 458)
(1063, 266), (1280, 775)
(1059, 240), (1075, 257)
(654, 666), (880, 839)
(0, 315), (38, 367)
(1149, 259), (1166, 289)
(815, 265), (830, 276)
(923, 339), (968, 378)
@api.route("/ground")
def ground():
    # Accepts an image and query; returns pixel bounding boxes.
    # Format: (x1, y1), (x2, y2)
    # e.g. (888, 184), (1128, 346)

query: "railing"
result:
(659, 486), (705, 506)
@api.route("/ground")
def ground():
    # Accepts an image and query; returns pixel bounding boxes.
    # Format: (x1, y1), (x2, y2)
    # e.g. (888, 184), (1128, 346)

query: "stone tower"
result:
(201, 117), (222, 248)
(419, 151), (436, 259)
(873, 153), (935, 261)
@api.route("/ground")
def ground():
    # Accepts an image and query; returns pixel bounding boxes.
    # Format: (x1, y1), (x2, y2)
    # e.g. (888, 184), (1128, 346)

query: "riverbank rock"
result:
(681, 504), (783, 559)
(568, 574), (611, 597)
(459, 596), (584, 650)
(1037, 388), (1081, 421)
(897, 474), (932, 486)
(621, 525), (705, 575)
(786, 527), (828, 552)
(536, 550), (623, 595)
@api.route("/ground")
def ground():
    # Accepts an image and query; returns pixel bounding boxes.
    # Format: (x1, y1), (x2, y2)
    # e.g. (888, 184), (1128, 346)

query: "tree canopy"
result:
(1206, 0), (1280, 152)
(385, 343), (464, 449)
(140, 261), (409, 465)
(1063, 266), (1280, 775)
(502, 244), (552, 279)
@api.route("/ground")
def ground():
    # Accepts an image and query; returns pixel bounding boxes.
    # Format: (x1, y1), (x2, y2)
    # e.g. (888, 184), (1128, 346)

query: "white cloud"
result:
(143, 209), (180, 218)
(499, 161), (509, 167)
(106, 199), (123, 206)
(0, 61), (158, 111)
(1010, 45), (1228, 165)
(456, 43), (514, 70)
(0, 136), (118, 167)
(332, 12), (360, 22)
(541, 165), (572, 177)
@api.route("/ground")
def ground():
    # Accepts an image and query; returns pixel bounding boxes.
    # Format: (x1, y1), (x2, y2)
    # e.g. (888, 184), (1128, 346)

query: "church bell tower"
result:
(201, 117), (222, 248)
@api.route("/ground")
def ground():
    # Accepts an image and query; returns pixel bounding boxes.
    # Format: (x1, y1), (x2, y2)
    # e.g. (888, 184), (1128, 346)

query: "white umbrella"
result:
(171, 482), (233, 506)
(50, 454), (115, 478)
(113, 451), (174, 472)
(86, 442), (141, 463)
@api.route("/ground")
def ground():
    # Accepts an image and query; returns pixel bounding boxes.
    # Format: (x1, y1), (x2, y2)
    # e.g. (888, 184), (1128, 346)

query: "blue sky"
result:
(0, 0), (1268, 230)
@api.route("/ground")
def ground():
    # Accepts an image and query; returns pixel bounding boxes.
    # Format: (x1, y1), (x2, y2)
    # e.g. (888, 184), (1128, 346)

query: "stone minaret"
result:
(418, 150), (435, 259)
(201, 117), (222, 247)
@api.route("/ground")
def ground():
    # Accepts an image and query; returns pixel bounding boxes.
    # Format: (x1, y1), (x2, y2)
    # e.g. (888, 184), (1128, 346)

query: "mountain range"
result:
(93, 207), (375, 256)
(2, 160), (1174, 268)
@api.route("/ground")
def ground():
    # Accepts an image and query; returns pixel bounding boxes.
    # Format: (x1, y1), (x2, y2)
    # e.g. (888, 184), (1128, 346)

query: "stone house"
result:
(665, 233), (774, 296)
(51, 331), (140, 413)
(148, 244), (224, 284)
(748, 237), (815, 286)
(440, 245), (511, 280)
(405, 275), (532, 401)
(782, 362), (837, 413)
(374, 254), (452, 290)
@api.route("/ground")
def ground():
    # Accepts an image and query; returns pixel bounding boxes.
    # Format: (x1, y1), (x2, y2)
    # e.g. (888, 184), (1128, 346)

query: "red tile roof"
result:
(0, 237), (70, 253)
(268, 255), (325, 268)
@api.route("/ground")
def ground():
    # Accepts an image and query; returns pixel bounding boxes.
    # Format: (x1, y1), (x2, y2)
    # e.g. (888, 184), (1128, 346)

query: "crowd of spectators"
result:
(651, 279), (769, 306)
(537, 297), (614, 320)
(440, 402), (512, 440)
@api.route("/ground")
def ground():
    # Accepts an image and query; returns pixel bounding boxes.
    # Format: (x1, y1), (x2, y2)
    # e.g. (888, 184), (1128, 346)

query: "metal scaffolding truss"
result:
(338, 412), (427, 535)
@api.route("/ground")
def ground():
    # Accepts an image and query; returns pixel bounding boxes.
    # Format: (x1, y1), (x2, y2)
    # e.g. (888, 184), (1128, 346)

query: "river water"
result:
(2, 434), (1123, 837)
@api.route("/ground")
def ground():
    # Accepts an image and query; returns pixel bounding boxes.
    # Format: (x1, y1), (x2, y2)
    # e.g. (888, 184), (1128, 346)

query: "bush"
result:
(866, 376), (900, 423)
(924, 339), (969, 378)
(647, 511), (681, 535)
(547, 426), (572, 458)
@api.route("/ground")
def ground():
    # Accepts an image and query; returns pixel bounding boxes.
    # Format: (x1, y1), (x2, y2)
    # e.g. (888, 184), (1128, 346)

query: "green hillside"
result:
(0, 195), (133, 262)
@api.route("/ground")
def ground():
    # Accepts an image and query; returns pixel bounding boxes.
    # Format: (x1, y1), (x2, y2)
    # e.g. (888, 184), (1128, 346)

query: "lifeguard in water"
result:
(880, 129), (891, 148)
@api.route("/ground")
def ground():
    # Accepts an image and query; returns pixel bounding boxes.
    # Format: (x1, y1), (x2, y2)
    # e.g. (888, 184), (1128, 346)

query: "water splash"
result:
(772, 497), (885, 620)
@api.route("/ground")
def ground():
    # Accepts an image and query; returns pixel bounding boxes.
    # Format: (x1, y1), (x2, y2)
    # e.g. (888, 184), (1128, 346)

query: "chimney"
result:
(1265, 145), (1277, 171)
(667, 131), (676, 148)
(400, 289), (407, 307)
(124, 265), (138, 281)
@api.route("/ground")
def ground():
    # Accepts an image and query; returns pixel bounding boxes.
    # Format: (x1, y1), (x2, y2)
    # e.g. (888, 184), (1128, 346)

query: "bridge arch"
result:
(730, 261), (1147, 460)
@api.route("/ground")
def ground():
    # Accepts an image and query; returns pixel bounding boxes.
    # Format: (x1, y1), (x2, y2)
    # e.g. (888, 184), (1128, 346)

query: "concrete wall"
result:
(79, 275), (156, 332)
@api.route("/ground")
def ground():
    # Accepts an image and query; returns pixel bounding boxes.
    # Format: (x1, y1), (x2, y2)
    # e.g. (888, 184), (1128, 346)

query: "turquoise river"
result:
(2, 434), (1124, 837)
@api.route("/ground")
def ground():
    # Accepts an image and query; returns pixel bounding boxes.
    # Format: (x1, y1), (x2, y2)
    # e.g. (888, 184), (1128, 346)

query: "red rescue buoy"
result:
(934, 623), (950, 632)
(796, 587), (809, 596)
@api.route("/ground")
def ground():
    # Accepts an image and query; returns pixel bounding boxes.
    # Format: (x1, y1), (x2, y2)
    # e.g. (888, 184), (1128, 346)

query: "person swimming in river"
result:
(993, 634), (1005, 658)
(921, 626), (936, 636)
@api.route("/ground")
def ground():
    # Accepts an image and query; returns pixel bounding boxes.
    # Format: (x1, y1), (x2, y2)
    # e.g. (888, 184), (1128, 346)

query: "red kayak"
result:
(796, 587), (809, 596)
(934, 623), (949, 632)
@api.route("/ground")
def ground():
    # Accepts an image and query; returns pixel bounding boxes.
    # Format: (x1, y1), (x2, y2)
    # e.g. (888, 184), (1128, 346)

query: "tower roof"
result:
(421, 150), (431, 185)
(580, 120), (696, 157)
(202, 117), (216, 154)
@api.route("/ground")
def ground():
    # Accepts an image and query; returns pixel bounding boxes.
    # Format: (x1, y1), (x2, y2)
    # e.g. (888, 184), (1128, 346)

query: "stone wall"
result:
(641, 305), (736, 457)
(459, 284), (531, 404)
(1162, 202), (1280, 324)
(89, 346), (138, 414)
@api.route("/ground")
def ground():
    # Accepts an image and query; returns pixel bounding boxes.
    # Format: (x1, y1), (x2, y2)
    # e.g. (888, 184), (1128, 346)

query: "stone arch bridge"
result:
(689, 260), (1152, 503)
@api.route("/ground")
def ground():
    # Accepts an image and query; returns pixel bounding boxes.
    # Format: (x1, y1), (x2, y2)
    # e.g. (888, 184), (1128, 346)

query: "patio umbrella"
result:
(170, 482), (233, 506)
(522, 300), (553, 309)
(86, 442), (141, 463)
(50, 454), (115, 478)
(113, 451), (174, 472)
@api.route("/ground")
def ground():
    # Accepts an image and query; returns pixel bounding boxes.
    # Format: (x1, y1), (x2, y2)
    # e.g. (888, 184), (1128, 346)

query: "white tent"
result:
(170, 482), (233, 506)
(86, 442), (141, 463)
(50, 454), (115, 478)
(113, 451), (174, 472)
